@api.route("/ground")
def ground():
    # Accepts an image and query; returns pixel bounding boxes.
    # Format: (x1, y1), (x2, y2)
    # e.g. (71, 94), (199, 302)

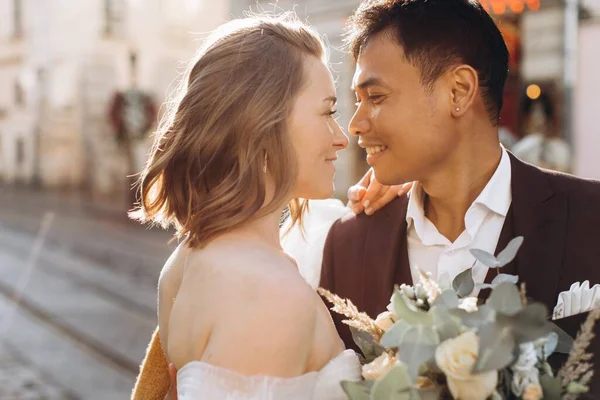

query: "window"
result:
(16, 137), (24, 166)
(104, 0), (125, 38)
(15, 80), (24, 107)
(13, 0), (23, 38)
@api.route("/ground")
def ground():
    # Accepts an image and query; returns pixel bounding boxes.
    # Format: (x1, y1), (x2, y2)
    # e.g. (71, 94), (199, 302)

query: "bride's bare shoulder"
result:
(183, 245), (313, 309)
(169, 241), (320, 375)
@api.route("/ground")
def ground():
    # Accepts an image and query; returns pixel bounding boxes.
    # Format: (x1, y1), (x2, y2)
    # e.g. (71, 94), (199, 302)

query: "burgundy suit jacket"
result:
(320, 154), (600, 394)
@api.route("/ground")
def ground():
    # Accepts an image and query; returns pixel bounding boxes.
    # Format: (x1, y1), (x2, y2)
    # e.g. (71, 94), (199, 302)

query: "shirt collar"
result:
(472, 146), (512, 217)
(406, 181), (425, 232)
(405, 146), (512, 237)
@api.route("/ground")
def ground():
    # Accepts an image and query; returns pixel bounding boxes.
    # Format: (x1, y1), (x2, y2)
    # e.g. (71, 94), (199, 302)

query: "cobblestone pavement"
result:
(0, 187), (176, 399)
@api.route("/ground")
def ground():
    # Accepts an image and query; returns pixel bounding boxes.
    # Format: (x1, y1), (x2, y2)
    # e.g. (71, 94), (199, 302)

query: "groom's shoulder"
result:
(330, 195), (409, 239)
(525, 165), (600, 224)
(541, 168), (600, 200)
(512, 155), (600, 201)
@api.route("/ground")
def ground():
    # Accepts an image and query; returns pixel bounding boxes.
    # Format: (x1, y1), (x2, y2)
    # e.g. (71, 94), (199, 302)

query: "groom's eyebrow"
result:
(323, 96), (337, 104)
(353, 77), (385, 91)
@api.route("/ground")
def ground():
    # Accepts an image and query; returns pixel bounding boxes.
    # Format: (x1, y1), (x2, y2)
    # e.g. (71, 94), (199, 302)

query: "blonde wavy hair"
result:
(131, 15), (326, 248)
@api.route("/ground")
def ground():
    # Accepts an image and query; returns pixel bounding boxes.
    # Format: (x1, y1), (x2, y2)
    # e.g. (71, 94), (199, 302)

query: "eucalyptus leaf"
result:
(498, 303), (553, 344)
(392, 288), (433, 326)
(475, 283), (496, 291)
(351, 327), (386, 363)
(431, 306), (461, 341)
(396, 326), (439, 381)
(432, 289), (459, 309)
(437, 271), (452, 291)
(449, 304), (496, 329)
(543, 332), (559, 359)
(491, 274), (519, 285)
(496, 236), (524, 267)
(380, 320), (411, 348)
(539, 375), (563, 400)
(341, 380), (373, 400)
(473, 323), (516, 373)
(370, 364), (413, 400)
(567, 381), (590, 395)
(452, 267), (475, 298)
(381, 321), (440, 381)
(549, 322), (575, 354)
(487, 282), (523, 316)
(469, 248), (500, 268)
(418, 387), (442, 400)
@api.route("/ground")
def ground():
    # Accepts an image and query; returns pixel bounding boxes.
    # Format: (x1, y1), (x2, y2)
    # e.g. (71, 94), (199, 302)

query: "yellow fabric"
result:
(131, 326), (170, 400)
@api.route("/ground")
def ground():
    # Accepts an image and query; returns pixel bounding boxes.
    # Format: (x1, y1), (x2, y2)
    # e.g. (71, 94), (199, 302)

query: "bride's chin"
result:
(294, 189), (334, 201)
(313, 186), (335, 200)
(292, 179), (337, 200)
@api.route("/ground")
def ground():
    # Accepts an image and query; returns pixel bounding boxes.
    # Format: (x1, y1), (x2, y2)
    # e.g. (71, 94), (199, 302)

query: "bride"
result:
(132, 14), (361, 399)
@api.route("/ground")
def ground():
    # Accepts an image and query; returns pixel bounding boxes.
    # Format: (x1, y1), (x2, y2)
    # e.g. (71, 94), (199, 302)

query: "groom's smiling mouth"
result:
(365, 145), (387, 156)
(360, 142), (389, 165)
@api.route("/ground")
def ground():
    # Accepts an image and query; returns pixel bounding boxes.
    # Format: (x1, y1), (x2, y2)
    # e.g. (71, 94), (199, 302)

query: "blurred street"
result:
(0, 187), (175, 399)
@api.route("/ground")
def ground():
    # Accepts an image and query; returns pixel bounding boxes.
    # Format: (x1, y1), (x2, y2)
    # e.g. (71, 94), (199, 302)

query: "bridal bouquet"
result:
(319, 237), (600, 400)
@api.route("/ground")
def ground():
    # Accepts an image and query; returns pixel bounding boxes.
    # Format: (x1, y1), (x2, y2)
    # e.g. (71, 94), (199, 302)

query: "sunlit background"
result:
(0, 0), (599, 398)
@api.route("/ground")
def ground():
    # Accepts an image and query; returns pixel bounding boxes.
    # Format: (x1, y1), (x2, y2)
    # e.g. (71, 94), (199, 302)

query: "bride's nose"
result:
(332, 122), (349, 150)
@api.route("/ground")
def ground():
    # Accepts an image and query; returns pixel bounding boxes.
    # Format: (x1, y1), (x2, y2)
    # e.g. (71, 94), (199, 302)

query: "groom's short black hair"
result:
(346, 0), (509, 125)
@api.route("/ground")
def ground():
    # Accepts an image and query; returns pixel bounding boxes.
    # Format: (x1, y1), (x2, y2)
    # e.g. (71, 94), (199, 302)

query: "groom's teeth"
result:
(366, 145), (387, 155)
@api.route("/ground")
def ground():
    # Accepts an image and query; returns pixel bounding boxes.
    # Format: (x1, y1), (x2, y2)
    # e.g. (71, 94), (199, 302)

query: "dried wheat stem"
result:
(558, 306), (600, 385)
(519, 282), (528, 307)
(317, 288), (383, 340)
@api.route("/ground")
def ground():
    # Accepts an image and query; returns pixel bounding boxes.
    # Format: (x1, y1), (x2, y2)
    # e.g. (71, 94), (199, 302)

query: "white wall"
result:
(573, 22), (600, 179)
(0, 112), (35, 183)
(0, 0), (34, 183)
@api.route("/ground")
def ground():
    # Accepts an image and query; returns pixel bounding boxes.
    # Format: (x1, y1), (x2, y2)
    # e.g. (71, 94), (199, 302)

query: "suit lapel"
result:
(361, 197), (409, 317)
(486, 154), (567, 308)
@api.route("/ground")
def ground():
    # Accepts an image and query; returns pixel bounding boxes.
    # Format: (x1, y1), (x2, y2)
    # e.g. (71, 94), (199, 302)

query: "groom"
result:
(321, 0), (600, 393)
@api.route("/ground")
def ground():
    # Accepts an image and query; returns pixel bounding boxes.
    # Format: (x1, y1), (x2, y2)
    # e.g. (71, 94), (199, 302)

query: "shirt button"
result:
(447, 249), (455, 256)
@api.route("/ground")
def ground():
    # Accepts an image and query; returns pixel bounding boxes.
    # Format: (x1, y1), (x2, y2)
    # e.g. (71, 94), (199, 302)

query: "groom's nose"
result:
(349, 106), (371, 137)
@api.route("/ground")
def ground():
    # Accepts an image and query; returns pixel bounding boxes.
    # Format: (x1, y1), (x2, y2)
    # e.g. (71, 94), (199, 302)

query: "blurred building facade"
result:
(1, 0), (599, 204)
(0, 0), (229, 201)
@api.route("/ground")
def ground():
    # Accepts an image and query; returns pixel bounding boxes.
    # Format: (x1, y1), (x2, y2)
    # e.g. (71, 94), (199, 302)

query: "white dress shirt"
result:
(406, 147), (512, 289)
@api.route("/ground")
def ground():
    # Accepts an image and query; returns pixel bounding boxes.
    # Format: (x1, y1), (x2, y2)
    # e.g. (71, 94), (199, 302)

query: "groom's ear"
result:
(448, 64), (479, 117)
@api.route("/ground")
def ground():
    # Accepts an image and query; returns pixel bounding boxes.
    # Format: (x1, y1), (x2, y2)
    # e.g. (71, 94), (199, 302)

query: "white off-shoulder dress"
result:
(176, 349), (361, 399)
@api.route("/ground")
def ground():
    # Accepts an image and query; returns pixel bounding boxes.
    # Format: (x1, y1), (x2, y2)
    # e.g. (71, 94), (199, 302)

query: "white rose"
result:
(375, 311), (396, 332)
(458, 297), (479, 313)
(435, 331), (498, 400)
(361, 352), (397, 381)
